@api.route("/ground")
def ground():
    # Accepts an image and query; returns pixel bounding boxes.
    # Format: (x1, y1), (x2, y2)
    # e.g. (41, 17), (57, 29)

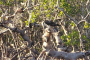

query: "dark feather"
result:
(44, 20), (60, 26)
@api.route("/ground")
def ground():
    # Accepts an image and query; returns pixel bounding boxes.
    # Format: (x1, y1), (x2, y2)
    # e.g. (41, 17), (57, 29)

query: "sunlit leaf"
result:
(25, 21), (29, 26)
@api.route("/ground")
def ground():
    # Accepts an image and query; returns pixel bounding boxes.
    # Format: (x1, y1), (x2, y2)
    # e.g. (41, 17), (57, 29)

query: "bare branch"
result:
(0, 24), (31, 46)
(86, 0), (90, 13)
(47, 50), (90, 60)
(0, 28), (9, 34)
(59, 20), (68, 36)
(78, 20), (87, 25)
(84, 12), (90, 20)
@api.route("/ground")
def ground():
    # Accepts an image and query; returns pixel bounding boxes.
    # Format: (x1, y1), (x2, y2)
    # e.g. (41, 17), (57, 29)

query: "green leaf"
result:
(31, 12), (36, 23)
(84, 22), (90, 29)
(71, 22), (75, 27)
(31, 18), (35, 23)
(25, 21), (29, 26)
(0, 1), (4, 5)
(59, 11), (63, 16)
(61, 35), (67, 40)
(46, 14), (50, 17)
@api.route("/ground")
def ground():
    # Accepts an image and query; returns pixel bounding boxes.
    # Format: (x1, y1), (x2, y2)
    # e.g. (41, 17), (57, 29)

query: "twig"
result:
(78, 20), (87, 25)
(0, 28), (9, 34)
(86, 0), (90, 13)
(59, 20), (68, 36)
(11, 41), (41, 60)
(23, 3), (40, 11)
(84, 12), (90, 19)
(0, 24), (31, 46)
(11, 46), (28, 60)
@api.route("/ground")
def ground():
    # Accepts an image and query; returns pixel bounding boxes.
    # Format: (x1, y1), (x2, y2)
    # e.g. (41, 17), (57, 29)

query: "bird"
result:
(44, 20), (60, 26)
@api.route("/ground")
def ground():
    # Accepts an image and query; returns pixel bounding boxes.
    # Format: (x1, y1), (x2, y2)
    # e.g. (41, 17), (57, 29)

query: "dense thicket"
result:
(0, 0), (90, 60)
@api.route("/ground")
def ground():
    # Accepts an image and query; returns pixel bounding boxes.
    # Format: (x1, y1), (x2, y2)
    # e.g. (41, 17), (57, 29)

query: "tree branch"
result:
(0, 24), (31, 47)
(47, 49), (89, 60)
(86, 0), (90, 13)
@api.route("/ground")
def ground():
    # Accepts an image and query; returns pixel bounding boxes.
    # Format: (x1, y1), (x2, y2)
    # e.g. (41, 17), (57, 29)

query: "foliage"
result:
(0, 0), (23, 6)
(84, 22), (90, 29)
(0, 0), (90, 59)
(1, 0), (88, 50)
(61, 30), (79, 46)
